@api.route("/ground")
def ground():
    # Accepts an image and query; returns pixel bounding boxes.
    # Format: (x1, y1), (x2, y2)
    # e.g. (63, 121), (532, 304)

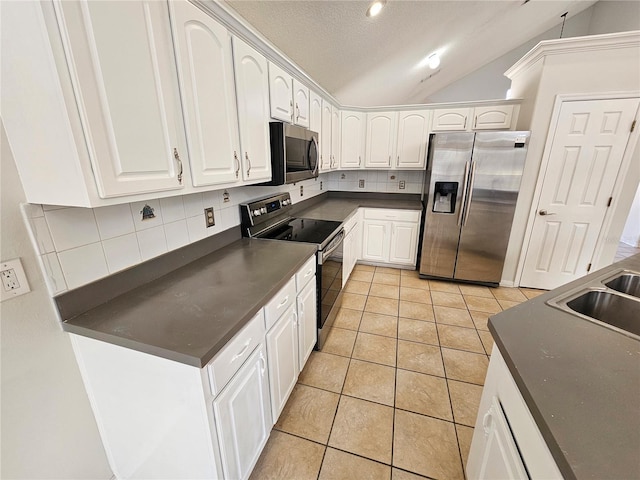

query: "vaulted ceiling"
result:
(225, 0), (597, 106)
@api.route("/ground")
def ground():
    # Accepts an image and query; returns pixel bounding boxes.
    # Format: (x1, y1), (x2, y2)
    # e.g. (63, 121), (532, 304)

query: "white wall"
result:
(620, 183), (640, 247)
(587, 0), (640, 34)
(0, 123), (113, 479)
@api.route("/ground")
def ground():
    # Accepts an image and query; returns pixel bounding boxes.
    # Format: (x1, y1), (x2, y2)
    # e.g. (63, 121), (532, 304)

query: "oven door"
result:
(317, 230), (344, 336)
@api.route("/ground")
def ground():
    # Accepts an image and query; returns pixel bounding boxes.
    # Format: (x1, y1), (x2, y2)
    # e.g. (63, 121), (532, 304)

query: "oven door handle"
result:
(320, 230), (344, 263)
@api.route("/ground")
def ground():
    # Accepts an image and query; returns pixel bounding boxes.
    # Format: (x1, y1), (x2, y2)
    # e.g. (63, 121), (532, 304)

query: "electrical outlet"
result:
(359, 179), (365, 188)
(222, 190), (230, 203)
(320, 181), (323, 191)
(399, 180), (406, 189)
(1, 258), (30, 301)
(204, 207), (215, 228)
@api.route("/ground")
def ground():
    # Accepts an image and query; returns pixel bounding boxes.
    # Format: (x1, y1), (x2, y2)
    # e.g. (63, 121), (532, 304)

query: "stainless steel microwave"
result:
(260, 122), (319, 185)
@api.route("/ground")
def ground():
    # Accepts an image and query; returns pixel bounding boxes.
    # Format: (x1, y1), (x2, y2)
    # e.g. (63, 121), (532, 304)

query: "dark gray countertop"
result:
(489, 254), (640, 480)
(63, 238), (317, 367)
(297, 197), (423, 222)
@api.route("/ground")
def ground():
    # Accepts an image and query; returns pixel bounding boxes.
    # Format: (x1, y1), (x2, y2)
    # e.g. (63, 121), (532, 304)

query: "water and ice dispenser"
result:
(432, 182), (457, 214)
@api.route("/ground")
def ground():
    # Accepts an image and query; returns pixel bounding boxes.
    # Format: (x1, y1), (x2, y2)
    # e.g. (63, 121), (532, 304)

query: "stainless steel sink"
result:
(547, 269), (640, 341)
(605, 273), (640, 298)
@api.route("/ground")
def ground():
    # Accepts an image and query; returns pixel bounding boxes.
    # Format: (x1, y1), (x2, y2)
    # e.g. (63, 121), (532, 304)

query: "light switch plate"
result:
(1, 258), (31, 301)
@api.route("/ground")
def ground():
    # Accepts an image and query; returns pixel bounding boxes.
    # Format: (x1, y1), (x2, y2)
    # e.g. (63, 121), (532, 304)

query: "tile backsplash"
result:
(23, 176), (327, 295)
(327, 170), (424, 194)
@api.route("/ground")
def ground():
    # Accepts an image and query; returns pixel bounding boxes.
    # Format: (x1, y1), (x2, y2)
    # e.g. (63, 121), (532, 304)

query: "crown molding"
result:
(505, 30), (640, 80)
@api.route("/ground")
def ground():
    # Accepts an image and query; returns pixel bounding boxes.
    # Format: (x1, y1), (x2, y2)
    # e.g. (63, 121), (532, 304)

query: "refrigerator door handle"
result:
(457, 161), (471, 226)
(462, 161), (477, 227)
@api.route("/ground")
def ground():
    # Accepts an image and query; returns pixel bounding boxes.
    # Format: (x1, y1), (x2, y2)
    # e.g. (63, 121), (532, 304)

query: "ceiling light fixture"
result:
(366, 0), (386, 17)
(427, 53), (440, 69)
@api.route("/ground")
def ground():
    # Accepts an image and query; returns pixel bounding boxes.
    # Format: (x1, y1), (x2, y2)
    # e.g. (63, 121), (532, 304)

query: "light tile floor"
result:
(250, 265), (545, 480)
(614, 241), (640, 262)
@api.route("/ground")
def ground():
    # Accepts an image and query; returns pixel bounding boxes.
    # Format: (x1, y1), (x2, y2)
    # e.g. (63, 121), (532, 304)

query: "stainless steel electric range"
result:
(240, 193), (344, 349)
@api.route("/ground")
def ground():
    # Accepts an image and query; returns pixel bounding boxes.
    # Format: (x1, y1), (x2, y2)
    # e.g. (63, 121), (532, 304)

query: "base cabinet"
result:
(297, 278), (317, 370)
(214, 344), (271, 480)
(361, 209), (420, 266)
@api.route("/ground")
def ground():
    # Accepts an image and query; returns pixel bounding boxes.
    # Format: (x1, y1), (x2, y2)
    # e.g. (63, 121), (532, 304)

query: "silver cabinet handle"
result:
(296, 103), (300, 122)
(259, 350), (266, 376)
(245, 152), (251, 177)
(539, 210), (556, 216)
(173, 148), (183, 184)
(388, 155), (391, 165)
(358, 156), (361, 166)
(234, 151), (240, 178)
(290, 100), (294, 122)
(292, 310), (298, 327)
(231, 339), (251, 362)
(463, 116), (467, 129)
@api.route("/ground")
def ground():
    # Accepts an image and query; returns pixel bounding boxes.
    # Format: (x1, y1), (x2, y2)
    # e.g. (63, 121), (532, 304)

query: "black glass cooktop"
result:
(259, 218), (342, 244)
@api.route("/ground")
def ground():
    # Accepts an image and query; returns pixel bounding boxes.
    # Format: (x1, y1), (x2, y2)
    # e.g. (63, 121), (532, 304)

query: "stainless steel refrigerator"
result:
(419, 131), (529, 285)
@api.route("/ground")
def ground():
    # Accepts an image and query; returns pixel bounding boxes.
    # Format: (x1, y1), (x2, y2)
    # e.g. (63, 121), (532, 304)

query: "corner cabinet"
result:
(361, 209), (420, 267)
(232, 37), (272, 183)
(170, 1), (242, 187)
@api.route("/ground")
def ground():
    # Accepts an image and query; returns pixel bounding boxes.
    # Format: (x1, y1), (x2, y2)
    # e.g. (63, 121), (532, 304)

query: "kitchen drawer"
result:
(296, 255), (317, 291)
(343, 209), (361, 235)
(363, 208), (420, 223)
(208, 309), (265, 396)
(264, 277), (296, 330)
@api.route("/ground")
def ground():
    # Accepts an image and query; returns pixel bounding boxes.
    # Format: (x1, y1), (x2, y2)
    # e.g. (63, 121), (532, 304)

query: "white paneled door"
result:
(521, 98), (640, 289)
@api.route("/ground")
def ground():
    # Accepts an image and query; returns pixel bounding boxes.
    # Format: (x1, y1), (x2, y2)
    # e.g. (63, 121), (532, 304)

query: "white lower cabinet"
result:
(467, 346), (562, 479)
(342, 210), (362, 285)
(361, 209), (420, 266)
(297, 279), (317, 371)
(214, 344), (271, 480)
(266, 304), (299, 422)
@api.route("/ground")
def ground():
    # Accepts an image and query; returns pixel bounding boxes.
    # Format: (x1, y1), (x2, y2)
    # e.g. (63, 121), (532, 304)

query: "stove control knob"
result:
(261, 207), (267, 214)
(253, 209), (261, 216)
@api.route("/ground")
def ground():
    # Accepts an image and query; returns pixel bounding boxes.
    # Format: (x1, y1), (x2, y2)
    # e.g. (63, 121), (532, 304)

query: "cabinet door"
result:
(266, 305), (299, 422)
(297, 279), (317, 371)
(431, 107), (472, 132)
(214, 344), (271, 480)
(293, 79), (310, 128)
(320, 100), (333, 171)
(341, 111), (365, 168)
(342, 231), (354, 286)
(310, 91), (323, 141)
(331, 106), (342, 169)
(473, 105), (514, 130)
(389, 221), (419, 266)
(232, 37), (272, 183)
(170, 2), (241, 187)
(362, 220), (389, 262)
(396, 110), (430, 169)
(365, 112), (397, 168)
(268, 62), (293, 122)
(57, 1), (186, 198)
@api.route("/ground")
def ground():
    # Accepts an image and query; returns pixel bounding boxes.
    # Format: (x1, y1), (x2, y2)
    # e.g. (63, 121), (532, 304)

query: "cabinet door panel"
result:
(389, 221), (418, 266)
(362, 220), (388, 262)
(214, 345), (271, 480)
(266, 305), (299, 421)
(397, 110), (430, 169)
(171, 2), (241, 186)
(341, 111), (365, 168)
(473, 105), (513, 130)
(309, 91), (322, 144)
(268, 62), (293, 122)
(331, 106), (341, 169)
(365, 112), (397, 168)
(59, 1), (185, 197)
(232, 38), (272, 182)
(297, 279), (317, 371)
(320, 100), (333, 171)
(432, 108), (472, 132)
(293, 79), (310, 127)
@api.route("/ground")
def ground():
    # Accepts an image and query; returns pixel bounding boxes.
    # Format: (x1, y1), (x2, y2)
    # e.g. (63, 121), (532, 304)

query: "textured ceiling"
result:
(225, 0), (597, 106)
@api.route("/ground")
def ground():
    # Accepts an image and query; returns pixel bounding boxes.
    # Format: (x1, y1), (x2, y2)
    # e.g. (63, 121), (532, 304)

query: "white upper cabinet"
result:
(396, 110), (431, 169)
(170, 1), (241, 187)
(56, 1), (188, 198)
(268, 62), (293, 122)
(331, 105), (342, 169)
(320, 100), (333, 171)
(309, 90), (322, 137)
(472, 105), (514, 130)
(431, 107), (472, 131)
(293, 79), (310, 128)
(365, 112), (398, 168)
(340, 111), (366, 169)
(232, 37), (272, 183)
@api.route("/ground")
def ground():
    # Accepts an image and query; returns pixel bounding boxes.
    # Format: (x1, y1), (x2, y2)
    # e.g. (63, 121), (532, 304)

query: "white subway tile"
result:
(41, 252), (67, 295)
(136, 225), (168, 261)
(94, 204), (135, 240)
(202, 190), (222, 208)
(102, 233), (141, 273)
(186, 214), (207, 242)
(30, 216), (55, 254)
(130, 200), (163, 231)
(182, 192), (204, 218)
(58, 242), (108, 290)
(159, 196), (186, 224)
(45, 207), (100, 252)
(164, 220), (189, 251)
(221, 206), (240, 229)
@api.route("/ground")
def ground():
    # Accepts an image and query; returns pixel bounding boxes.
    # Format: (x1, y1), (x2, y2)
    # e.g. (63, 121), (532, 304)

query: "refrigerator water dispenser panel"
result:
(432, 182), (457, 213)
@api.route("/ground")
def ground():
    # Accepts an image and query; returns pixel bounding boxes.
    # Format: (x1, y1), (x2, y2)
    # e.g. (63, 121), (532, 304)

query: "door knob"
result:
(539, 209), (556, 216)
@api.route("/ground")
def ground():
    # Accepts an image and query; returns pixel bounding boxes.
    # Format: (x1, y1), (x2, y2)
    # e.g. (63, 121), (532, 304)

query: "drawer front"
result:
(364, 208), (420, 223)
(208, 309), (265, 396)
(264, 277), (296, 330)
(343, 209), (361, 235)
(296, 256), (317, 291)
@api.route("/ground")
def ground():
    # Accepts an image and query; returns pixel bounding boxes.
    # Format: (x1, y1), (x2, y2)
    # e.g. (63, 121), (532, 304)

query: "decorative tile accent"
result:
(130, 200), (163, 231)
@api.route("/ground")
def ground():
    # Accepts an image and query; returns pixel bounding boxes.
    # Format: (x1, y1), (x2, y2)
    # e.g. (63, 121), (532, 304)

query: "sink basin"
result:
(565, 290), (640, 337)
(605, 273), (640, 298)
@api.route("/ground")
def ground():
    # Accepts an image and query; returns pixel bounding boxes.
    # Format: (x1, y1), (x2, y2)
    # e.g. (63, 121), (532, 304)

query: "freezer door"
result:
(420, 133), (474, 278)
(454, 132), (529, 284)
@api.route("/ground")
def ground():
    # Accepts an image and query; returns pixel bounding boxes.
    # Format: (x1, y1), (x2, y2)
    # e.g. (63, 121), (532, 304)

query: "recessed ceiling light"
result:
(366, 0), (386, 17)
(427, 53), (441, 69)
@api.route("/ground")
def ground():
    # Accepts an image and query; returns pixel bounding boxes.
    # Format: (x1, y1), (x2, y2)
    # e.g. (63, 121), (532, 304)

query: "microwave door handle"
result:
(311, 136), (319, 175)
